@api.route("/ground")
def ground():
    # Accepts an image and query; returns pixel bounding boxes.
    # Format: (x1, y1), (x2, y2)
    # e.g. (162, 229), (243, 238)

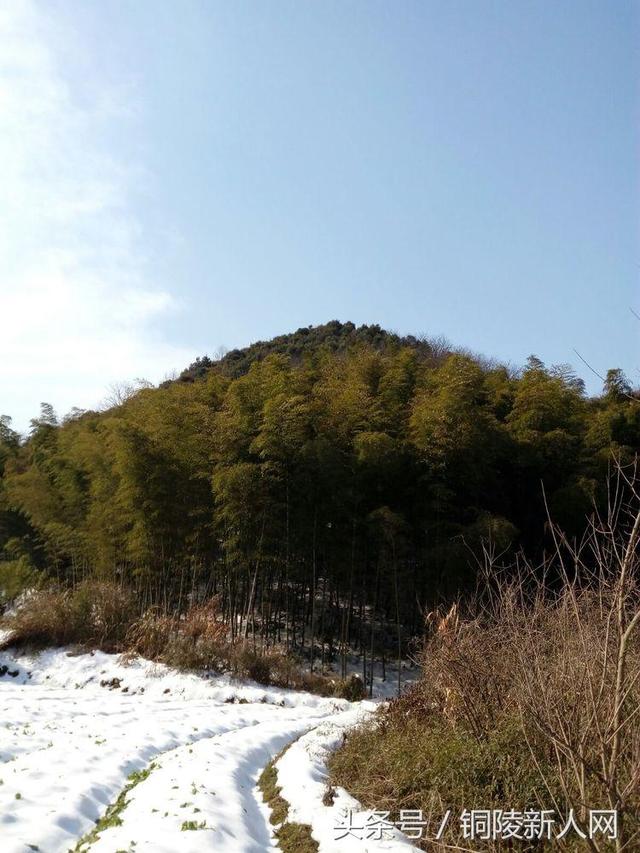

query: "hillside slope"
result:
(1, 322), (638, 671)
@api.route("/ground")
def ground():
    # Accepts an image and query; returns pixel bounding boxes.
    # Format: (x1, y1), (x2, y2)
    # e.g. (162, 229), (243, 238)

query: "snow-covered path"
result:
(0, 649), (346, 853)
(0, 648), (417, 853)
(86, 714), (329, 852)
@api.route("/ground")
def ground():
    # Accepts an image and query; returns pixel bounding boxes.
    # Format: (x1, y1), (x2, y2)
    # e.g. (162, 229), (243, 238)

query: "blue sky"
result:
(1, 1), (638, 430)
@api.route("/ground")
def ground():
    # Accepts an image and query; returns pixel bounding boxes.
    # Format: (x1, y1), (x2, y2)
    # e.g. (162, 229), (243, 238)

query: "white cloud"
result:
(0, 0), (195, 433)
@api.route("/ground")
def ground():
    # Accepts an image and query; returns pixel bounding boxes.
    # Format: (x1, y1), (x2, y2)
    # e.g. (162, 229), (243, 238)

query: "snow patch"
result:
(0, 646), (416, 852)
(277, 707), (419, 851)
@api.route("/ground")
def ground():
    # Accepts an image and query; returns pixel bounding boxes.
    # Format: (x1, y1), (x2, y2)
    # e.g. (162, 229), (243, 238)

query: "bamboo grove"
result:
(1, 322), (638, 667)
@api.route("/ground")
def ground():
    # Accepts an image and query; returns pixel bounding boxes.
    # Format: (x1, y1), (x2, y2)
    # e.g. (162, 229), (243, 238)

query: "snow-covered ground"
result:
(277, 709), (417, 852)
(0, 647), (418, 852)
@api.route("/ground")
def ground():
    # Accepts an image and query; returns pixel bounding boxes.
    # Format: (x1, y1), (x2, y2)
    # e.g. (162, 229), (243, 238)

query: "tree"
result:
(604, 368), (632, 402)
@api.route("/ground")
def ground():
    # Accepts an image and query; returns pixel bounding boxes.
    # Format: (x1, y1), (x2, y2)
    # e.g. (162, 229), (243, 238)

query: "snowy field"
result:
(0, 645), (416, 852)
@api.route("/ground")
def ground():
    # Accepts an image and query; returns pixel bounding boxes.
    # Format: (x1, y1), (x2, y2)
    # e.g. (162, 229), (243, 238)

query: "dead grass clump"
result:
(5, 586), (72, 647)
(5, 581), (136, 651)
(228, 642), (273, 683)
(74, 581), (136, 649)
(124, 608), (174, 660)
(298, 671), (337, 697)
(225, 644), (343, 696)
(332, 673), (367, 701)
(127, 598), (228, 670)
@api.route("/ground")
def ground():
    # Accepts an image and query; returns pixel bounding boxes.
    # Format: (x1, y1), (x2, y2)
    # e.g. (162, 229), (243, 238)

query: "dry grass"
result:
(126, 599), (228, 669)
(331, 468), (640, 851)
(4, 580), (135, 651)
(330, 714), (558, 847)
(2, 582), (363, 699)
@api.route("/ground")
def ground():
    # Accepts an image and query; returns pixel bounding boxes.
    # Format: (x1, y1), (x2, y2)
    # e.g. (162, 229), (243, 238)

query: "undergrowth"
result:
(330, 511), (640, 852)
(1, 582), (366, 699)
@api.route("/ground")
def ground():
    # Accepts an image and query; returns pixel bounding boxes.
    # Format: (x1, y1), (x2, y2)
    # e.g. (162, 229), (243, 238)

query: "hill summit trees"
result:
(1, 322), (638, 665)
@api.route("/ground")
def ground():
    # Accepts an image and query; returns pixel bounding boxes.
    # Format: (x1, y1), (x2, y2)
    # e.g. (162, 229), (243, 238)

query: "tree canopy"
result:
(1, 322), (638, 656)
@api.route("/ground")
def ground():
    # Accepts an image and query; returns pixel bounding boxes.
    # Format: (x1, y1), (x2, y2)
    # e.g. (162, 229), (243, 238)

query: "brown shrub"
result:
(298, 670), (336, 697)
(6, 581), (136, 651)
(6, 586), (73, 647)
(127, 598), (228, 670)
(333, 673), (367, 701)
(74, 581), (136, 649)
(224, 643), (346, 696)
(332, 479), (640, 849)
(4, 584), (364, 699)
(125, 608), (175, 660)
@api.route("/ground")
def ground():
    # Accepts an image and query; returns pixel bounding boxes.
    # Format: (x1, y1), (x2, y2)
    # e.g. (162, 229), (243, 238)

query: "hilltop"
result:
(176, 320), (444, 382)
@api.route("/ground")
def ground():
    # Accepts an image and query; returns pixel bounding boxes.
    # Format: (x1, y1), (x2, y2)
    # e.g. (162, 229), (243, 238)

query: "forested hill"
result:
(0, 323), (638, 651)
(176, 321), (440, 381)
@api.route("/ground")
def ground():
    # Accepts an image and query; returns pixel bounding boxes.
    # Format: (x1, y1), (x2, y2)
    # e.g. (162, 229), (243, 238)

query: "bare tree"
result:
(101, 378), (153, 410)
(419, 460), (640, 851)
